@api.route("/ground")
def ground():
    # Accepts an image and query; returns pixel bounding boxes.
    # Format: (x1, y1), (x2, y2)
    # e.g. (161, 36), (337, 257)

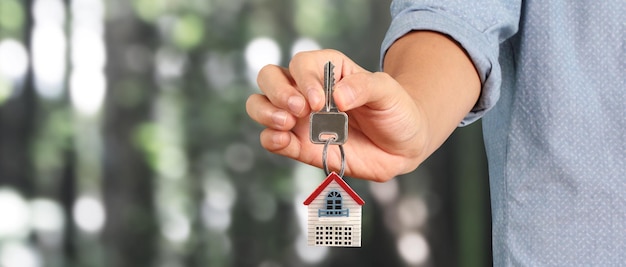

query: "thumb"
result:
(334, 72), (405, 111)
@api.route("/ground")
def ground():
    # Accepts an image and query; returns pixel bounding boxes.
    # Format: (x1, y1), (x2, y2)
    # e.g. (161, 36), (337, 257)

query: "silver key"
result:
(309, 61), (348, 145)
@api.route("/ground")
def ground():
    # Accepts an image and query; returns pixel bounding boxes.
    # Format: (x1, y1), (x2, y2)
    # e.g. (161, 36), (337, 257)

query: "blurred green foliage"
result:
(294, 0), (371, 39)
(0, 0), (491, 266)
(132, 0), (169, 22)
(0, 0), (24, 35)
(172, 13), (205, 50)
(0, 75), (9, 105)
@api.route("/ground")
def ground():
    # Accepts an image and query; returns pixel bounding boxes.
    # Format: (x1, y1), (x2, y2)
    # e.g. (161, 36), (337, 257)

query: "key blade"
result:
(323, 61), (337, 112)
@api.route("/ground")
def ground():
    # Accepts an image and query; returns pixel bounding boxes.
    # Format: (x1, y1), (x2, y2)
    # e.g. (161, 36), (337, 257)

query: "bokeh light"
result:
(369, 176), (399, 205)
(70, 28), (106, 70)
(290, 37), (321, 57)
(397, 232), (430, 266)
(204, 171), (237, 211)
(161, 211), (190, 244)
(69, 0), (106, 115)
(202, 171), (236, 231)
(33, 0), (66, 25)
(155, 47), (187, 82)
(224, 142), (255, 173)
(69, 70), (106, 115)
(0, 242), (41, 267)
(397, 196), (428, 229)
(31, 24), (67, 99)
(0, 188), (31, 240)
(29, 199), (65, 247)
(31, 0), (67, 99)
(244, 37), (281, 86)
(202, 204), (232, 232)
(204, 52), (236, 90)
(70, 0), (105, 32)
(73, 196), (106, 234)
(0, 39), (29, 82)
(294, 234), (328, 264)
(29, 198), (65, 233)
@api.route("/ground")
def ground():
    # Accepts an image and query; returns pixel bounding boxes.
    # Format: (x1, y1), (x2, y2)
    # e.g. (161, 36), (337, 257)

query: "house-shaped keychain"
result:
(303, 172), (364, 247)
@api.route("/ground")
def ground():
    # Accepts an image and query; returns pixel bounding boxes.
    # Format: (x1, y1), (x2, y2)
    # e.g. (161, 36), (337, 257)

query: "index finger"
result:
(256, 64), (312, 117)
(288, 49), (350, 112)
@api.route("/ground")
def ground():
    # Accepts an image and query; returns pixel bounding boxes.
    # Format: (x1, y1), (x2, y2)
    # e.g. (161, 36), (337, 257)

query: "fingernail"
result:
(287, 96), (305, 115)
(307, 89), (321, 110)
(272, 111), (288, 127)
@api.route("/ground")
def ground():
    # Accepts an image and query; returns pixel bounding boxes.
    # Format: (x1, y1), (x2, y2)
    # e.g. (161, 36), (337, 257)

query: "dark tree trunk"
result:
(0, 0), (37, 196)
(102, 4), (159, 267)
(60, 146), (77, 266)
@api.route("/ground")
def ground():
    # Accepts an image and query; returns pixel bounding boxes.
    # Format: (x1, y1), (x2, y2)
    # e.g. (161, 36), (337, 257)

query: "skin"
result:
(246, 31), (480, 182)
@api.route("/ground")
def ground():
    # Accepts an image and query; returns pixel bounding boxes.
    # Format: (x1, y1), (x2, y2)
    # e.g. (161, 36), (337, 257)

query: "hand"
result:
(246, 49), (427, 182)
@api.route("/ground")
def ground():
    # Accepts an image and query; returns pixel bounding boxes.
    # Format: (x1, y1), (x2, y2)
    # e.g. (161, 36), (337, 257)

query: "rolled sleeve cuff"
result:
(379, 9), (502, 126)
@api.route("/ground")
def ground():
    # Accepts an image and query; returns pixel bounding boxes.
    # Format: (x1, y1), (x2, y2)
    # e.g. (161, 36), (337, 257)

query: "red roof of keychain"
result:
(303, 172), (365, 206)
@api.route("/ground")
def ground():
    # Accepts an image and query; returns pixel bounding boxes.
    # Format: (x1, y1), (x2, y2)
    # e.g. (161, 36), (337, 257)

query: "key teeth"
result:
(331, 64), (335, 89)
(326, 62), (335, 77)
(323, 61), (335, 112)
(329, 62), (335, 87)
(324, 61), (334, 90)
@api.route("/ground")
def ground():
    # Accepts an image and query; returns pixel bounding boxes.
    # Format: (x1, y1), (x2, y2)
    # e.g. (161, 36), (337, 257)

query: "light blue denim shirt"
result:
(381, 1), (626, 266)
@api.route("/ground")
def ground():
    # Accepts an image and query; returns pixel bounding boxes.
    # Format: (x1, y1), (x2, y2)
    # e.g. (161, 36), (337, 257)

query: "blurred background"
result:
(0, 0), (491, 266)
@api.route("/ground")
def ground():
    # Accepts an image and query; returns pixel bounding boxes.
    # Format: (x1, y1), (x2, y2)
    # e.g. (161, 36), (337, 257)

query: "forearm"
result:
(383, 31), (481, 165)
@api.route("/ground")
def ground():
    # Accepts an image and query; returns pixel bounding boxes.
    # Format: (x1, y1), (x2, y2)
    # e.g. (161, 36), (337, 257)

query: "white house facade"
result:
(303, 172), (364, 247)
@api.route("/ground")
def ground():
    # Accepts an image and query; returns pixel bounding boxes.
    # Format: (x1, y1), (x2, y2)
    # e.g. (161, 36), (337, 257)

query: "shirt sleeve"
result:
(380, 0), (521, 126)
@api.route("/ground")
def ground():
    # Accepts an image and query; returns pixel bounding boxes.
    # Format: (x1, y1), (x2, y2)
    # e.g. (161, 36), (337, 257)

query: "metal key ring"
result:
(322, 138), (345, 177)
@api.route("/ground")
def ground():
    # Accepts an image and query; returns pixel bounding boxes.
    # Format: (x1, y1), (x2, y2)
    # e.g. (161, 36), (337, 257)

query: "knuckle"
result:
(371, 71), (391, 81)
(258, 63), (277, 74)
(289, 51), (311, 70)
(273, 87), (293, 106)
(290, 49), (344, 68)
(321, 49), (343, 57)
(256, 64), (277, 87)
(258, 75), (302, 111)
